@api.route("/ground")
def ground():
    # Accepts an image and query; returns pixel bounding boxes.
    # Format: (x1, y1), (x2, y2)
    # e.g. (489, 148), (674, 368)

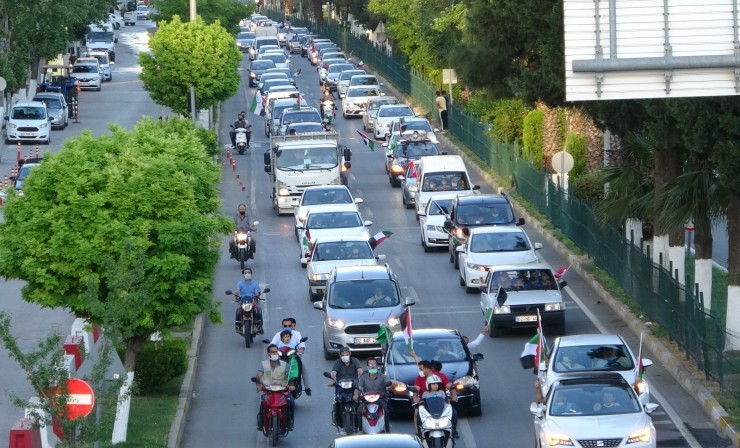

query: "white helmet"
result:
(426, 374), (443, 389)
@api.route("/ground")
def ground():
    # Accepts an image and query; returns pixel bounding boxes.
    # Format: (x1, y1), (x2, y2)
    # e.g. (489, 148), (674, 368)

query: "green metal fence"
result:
(274, 15), (737, 399)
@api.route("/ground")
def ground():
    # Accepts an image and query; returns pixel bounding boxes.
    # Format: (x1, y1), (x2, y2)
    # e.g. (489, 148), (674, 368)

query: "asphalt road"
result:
(181, 49), (730, 447)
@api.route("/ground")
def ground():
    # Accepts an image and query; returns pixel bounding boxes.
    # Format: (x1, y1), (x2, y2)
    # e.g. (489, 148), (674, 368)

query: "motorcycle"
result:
(324, 371), (358, 436)
(251, 377), (292, 446)
(359, 384), (392, 434)
(264, 337), (308, 399)
(413, 391), (454, 448)
(226, 287), (270, 348)
(233, 221), (258, 269)
(234, 126), (249, 155)
(322, 100), (335, 131)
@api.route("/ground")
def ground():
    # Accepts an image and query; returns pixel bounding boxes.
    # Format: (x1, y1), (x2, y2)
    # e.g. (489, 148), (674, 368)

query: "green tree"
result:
(0, 118), (232, 371)
(152, 0), (251, 34)
(139, 16), (242, 117)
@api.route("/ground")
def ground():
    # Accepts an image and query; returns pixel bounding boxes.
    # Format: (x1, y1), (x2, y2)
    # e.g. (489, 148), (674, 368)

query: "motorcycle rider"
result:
(255, 344), (295, 430)
(230, 112), (251, 148)
(234, 267), (263, 334)
(230, 204), (257, 258)
(416, 375), (449, 436)
(353, 358), (395, 433)
(320, 85), (335, 120)
(329, 346), (364, 434)
(270, 318), (311, 396)
(411, 357), (459, 439)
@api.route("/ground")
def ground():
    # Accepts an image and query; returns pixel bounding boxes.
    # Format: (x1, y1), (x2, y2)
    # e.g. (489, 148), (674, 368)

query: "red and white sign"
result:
(55, 379), (95, 420)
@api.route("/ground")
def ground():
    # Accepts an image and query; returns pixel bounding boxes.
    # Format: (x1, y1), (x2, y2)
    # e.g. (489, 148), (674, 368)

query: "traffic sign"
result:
(551, 151), (575, 174)
(55, 379), (95, 420)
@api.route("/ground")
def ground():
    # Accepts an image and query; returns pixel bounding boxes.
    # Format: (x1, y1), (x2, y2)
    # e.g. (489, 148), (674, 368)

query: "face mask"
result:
(244, 273), (252, 280)
(269, 354), (280, 361)
(341, 355), (350, 363)
(239, 211), (246, 216)
(418, 370), (425, 377)
(368, 368), (378, 375)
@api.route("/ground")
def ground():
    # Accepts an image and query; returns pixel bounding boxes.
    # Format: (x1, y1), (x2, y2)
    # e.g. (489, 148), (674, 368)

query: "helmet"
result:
(426, 374), (443, 389)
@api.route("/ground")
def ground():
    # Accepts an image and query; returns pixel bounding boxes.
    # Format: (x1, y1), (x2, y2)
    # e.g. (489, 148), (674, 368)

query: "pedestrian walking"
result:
(435, 91), (448, 132)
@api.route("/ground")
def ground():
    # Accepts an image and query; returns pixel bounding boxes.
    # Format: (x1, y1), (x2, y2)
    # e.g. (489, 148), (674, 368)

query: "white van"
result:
(410, 155), (480, 217)
(3, 101), (51, 144)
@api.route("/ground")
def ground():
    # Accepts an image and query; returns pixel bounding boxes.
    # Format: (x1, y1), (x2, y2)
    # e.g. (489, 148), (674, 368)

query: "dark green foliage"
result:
(565, 132), (587, 178)
(522, 109), (544, 168)
(194, 127), (220, 157)
(571, 172), (604, 205)
(134, 339), (188, 394)
(491, 99), (529, 144)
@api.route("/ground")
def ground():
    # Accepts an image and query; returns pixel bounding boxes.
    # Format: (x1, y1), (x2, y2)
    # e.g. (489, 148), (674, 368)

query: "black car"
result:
(381, 328), (483, 416)
(444, 194), (524, 269)
(386, 136), (443, 187)
(329, 433), (424, 448)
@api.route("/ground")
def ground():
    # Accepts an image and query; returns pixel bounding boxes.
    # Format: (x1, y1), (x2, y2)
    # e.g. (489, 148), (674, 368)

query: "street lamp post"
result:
(189, 0), (197, 123)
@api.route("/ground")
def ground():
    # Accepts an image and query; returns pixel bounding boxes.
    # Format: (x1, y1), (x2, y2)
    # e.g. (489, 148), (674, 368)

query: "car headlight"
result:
(391, 164), (404, 173)
(38, 122), (48, 129)
(426, 224), (444, 232)
(453, 375), (478, 389)
(387, 316), (400, 327)
(55, 110), (63, 118)
(311, 273), (328, 281)
(627, 429), (651, 444)
(494, 305), (511, 314)
(376, 122), (387, 128)
(465, 262), (488, 272)
(298, 213), (307, 223)
(327, 77), (335, 82)
(250, 72), (256, 78)
(278, 188), (289, 196)
(327, 317), (345, 329)
(544, 303), (562, 311)
(9, 123), (17, 129)
(544, 433), (574, 446)
(408, 185), (417, 192)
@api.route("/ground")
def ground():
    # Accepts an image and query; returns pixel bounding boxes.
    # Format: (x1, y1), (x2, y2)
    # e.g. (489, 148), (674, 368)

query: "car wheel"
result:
(449, 247), (455, 263)
(454, 253), (460, 270)
(459, 274), (465, 287)
(402, 194), (406, 205)
(466, 285), (477, 294)
(406, 199), (413, 210)
(323, 335), (334, 360)
(96, 86), (101, 92)
(489, 323), (501, 338)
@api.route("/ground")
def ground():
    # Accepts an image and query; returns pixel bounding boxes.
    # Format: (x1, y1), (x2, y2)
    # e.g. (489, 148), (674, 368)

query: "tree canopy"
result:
(139, 15), (242, 117)
(152, 0), (251, 34)
(0, 118), (232, 370)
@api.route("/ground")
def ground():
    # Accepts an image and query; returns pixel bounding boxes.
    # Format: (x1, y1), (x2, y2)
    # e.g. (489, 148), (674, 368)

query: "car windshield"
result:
(379, 106), (414, 118)
(553, 344), (634, 373)
(347, 88), (379, 98)
(395, 142), (438, 158)
(86, 32), (114, 43)
(282, 110), (321, 125)
(470, 231), (530, 253)
(260, 74), (288, 84)
(487, 269), (558, 292)
(328, 279), (399, 309)
(549, 384), (641, 416)
(328, 64), (353, 74)
(351, 77), (377, 86)
(34, 98), (62, 109)
(368, 98), (399, 110)
(301, 188), (352, 206)
(17, 164), (38, 181)
(276, 147), (338, 169)
(11, 107), (46, 120)
(312, 241), (373, 261)
(389, 336), (465, 364)
(263, 54), (287, 63)
(306, 211), (362, 229)
(421, 172), (470, 192)
(340, 70), (365, 81)
(457, 203), (515, 225)
(262, 80), (291, 93)
(288, 123), (324, 133)
(237, 32), (255, 40)
(395, 120), (432, 133)
(251, 60), (275, 70)
(73, 65), (97, 73)
(429, 199), (453, 216)
(272, 103), (299, 119)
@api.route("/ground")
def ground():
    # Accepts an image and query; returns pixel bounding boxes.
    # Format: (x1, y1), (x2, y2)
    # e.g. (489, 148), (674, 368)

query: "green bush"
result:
(571, 171), (604, 205)
(522, 109), (545, 168)
(135, 339), (188, 394)
(491, 98), (529, 145)
(565, 132), (587, 178)
(558, 109), (567, 148)
(194, 128), (219, 157)
(462, 93), (497, 124)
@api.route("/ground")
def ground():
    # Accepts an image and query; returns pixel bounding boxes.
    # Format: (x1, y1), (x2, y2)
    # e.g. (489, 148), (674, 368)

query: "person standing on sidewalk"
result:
(435, 91), (447, 132)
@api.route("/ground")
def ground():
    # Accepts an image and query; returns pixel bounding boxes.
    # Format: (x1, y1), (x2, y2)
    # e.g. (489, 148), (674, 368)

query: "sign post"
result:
(441, 69), (458, 104)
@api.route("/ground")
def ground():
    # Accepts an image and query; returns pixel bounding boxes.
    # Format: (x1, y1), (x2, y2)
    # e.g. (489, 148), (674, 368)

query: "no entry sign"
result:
(56, 379), (95, 420)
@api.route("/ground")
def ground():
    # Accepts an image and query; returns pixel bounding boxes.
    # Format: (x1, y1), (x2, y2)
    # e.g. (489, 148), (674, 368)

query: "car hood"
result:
(467, 251), (537, 266)
(423, 215), (446, 226)
(328, 304), (404, 325)
(388, 361), (471, 385)
(306, 228), (369, 242)
(546, 413), (650, 440)
(309, 258), (377, 275)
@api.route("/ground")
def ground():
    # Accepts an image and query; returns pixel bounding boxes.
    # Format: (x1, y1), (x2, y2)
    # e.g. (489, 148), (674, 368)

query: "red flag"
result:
(407, 160), (417, 178)
(535, 309), (547, 371)
(554, 264), (571, 280)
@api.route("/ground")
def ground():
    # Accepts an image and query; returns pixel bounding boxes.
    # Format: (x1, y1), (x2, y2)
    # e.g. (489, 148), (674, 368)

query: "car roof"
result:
(14, 101), (46, 108)
(333, 433), (423, 448)
(391, 328), (461, 340)
(307, 204), (360, 214)
(556, 334), (626, 347)
(469, 226), (527, 236)
(489, 263), (554, 272)
(303, 185), (351, 193)
(555, 371), (630, 386)
(33, 93), (64, 99)
(455, 194), (509, 205)
(333, 264), (392, 281)
(314, 235), (371, 244)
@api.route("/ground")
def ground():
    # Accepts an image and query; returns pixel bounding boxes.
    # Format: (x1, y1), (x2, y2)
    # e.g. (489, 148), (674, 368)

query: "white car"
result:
(531, 373), (658, 448)
(4, 101), (50, 144)
(82, 51), (112, 81)
(108, 13), (124, 29)
(387, 117), (438, 143)
(342, 86), (383, 118)
(539, 334), (654, 406)
(303, 236), (385, 299)
(373, 104), (415, 140)
(418, 194), (456, 252)
(293, 185), (363, 238)
(136, 5), (150, 20)
(337, 69), (366, 98)
(69, 59), (102, 91)
(457, 226), (541, 292)
(259, 52), (290, 70)
(296, 204), (372, 262)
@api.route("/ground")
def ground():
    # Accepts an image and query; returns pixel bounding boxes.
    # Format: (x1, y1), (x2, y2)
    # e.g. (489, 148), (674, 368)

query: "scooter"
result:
(226, 287), (269, 348)
(234, 127), (249, 155)
(322, 99), (335, 124)
(414, 392), (454, 448)
(264, 337), (308, 399)
(233, 221), (258, 269)
(324, 372), (358, 436)
(359, 387), (391, 434)
(251, 377), (292, 446)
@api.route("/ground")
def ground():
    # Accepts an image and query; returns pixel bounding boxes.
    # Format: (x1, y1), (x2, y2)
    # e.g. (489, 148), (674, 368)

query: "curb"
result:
(437, 132), (740, 447)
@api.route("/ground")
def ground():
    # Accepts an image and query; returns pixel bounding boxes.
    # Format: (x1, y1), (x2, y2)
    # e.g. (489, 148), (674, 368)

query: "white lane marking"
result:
(564, 284), (702, 448)
(459, 417), (476, 448)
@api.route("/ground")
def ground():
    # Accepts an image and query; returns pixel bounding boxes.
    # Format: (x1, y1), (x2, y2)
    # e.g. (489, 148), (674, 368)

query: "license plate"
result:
(516, 315), (538, 323)
(354, 337), (376, 344)
(21, 133), (35, 137)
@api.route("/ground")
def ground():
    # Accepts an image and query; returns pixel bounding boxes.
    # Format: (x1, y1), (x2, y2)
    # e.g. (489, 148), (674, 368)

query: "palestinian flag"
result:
(484, 307), (493, 325)
(292, 95), (301, 109)
(302, 229), (313, 257)
(369, 230), (392, 249)
(400, 307), (413, 350)
(407, 160), (418, 178)
(554, 264), (571, 280)
(635, 332), (645, 387)
(356, 130), (375, 151)
(376, 325), (392, 345)
(249, 94), (265, 116)
(520, 333), (539, 369)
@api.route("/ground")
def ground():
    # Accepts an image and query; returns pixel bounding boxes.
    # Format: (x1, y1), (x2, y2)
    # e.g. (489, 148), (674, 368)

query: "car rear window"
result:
(456, 203), (515, 226)
(312, 241), (373, 261)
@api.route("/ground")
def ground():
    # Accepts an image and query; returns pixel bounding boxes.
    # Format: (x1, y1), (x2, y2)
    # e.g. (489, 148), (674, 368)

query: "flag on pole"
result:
(495, 285), (508, 308)
(407, 160), (418, 178)
(376, 325), (392, 345)
(536, 309), (548, 371)
(249, 94), (265, 116)
(484, 306), (493, 325)
(356, 130), (375, 151)
(249, 94), (258, 113)
(635, 332), (644, 383)
(520, 333), (540, 369)
(369, 230), (393, 249)
(400, 307), (413, 350)
(554, 264), (572, 280)
(302, 230), (313, 256)
(292, 95), (302, 109)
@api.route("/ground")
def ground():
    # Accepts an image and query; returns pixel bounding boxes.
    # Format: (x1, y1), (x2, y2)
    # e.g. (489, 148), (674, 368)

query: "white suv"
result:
(70, 58), (102, 91)
(3, 101), (51, 144)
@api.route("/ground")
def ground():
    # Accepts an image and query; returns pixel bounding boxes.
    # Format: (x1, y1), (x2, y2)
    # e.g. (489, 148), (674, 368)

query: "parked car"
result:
(81, 51), (112, 81)
(69, 58), (102, 91)
(10, 159), (43, 195)
(303, 236), (386, 300)
(4, 101), (51, 144)
(531, 373), (659, 448)
(457, 226), (541, 293)
(479, 263), (566, 337)
(108, 13), (124, 29)
(32, 93), (68, 130)
(381, 328), (483, 415)
(136, 5), (150, 19)
(314, 264), (415, 359)
(539, 334), (654, 405)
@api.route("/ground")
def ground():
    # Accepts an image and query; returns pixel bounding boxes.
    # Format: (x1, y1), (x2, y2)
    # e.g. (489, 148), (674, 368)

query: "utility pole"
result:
(189, 0), (197, 123)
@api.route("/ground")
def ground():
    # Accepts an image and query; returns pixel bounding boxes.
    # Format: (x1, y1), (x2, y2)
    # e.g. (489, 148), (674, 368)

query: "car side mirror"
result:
(517, 218), (526, 226)
(264, 165), (272, 173)
(398, 175), (405, 181)
(455, 246), (464, 253)
(534, 243), (542, 250)
(479, 285), (487, 293)
(472, 353), (484, 362)
(417, 211), (426, 218)
(644, 403), (659, 414)
(364, 220), (372, 227)
(354, 198), (364, 204)
(300, 257), (309, 264)
(313, 301), (324, 310)
(376, 254), (386, 261)
(404, 297), (416, 306)
(530, 402), (545, 418)
(472, 185), (481, 190)
(558, 281), (568, 289)
(642, 359), (653, 368)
